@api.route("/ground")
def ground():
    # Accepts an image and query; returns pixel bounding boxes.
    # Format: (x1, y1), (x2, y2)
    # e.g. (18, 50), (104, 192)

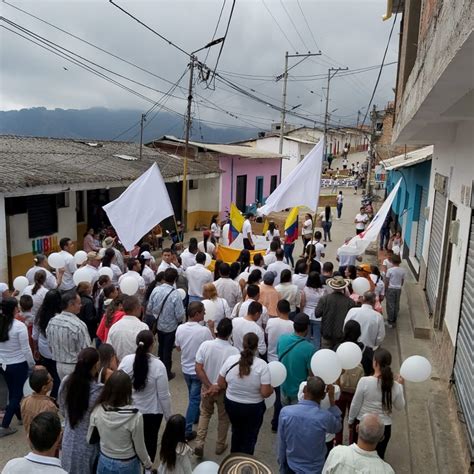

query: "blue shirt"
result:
(278, 399), (342, 474)
(148, 283), (185, 333)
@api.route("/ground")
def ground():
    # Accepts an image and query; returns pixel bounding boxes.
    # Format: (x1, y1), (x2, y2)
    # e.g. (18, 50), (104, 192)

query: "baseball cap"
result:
(140, 251), (152, 260)
(263, 271), (276, 285)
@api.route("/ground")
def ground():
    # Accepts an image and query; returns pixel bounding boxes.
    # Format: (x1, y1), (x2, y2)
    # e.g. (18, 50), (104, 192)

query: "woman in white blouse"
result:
(301, 213), (313, 249)
(265, 221), (280, 241)
(118, 329), (172, 464)
(0, 297), (34, 437)
(22, 270), (49, 320)
(217, 332), (273, 455)
(100, 248), (122, 286)
(201, 283), (231, 334)
(300, 271), (326, 350)
(275, 269), (301, 315)
(348, 347), (405, 459)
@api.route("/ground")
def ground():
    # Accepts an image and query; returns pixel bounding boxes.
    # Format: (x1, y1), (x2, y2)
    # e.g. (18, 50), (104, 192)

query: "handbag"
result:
(151, 288), (175, 334)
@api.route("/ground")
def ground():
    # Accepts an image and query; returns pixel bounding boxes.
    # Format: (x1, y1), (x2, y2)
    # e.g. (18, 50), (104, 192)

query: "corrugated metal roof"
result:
(284, 136), (318, 145)
(383, 145), (433, 170)
(159, 136), (282, 159)
(0, 135), (221, 193)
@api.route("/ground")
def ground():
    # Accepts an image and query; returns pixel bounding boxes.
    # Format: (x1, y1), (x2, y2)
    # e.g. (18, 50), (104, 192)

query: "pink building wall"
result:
(219, 156), (281, 215)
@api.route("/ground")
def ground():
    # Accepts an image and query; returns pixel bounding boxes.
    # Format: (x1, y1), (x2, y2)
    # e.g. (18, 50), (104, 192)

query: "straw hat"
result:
(326, 275), (350, 290)
(218, 454), (272, 474)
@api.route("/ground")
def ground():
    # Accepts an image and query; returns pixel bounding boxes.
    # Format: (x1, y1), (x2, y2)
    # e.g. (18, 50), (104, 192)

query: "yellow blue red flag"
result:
(284, 207), (299, 243)
(228, 203), (244, 243)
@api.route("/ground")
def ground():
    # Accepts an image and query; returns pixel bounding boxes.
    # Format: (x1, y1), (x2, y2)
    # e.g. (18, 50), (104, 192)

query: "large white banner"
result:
(257, 139), (324, 215)
(103, 163), (174, 251)
(338, 178), (402, 256)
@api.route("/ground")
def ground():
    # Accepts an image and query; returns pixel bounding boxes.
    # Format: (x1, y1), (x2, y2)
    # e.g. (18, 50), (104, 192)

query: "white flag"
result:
(103, 163), (174, 251)
(257, 139), (324, 215)
(338, 178), (402, 256)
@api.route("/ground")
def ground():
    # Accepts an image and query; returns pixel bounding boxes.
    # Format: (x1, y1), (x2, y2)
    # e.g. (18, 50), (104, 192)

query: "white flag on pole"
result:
(103, 163), (174, 251)
(338, 178), (402, 256)
(257, 139), (324, 215)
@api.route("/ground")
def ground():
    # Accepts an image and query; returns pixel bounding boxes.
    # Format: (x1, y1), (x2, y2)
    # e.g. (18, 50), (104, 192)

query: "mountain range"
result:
(0, 107), (259, 144)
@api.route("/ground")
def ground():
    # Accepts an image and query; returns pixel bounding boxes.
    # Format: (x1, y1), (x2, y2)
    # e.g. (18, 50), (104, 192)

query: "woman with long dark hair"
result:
(217, 332), (273, 455)
(96, 288), (123, 343)
(0, 297), (34, 437)
(320, 205), (333, 242)
(265, 221), (280, 241)
(32, 289), (62, 398)
(98, 343), (118, 384)
(77, 282), (98, 341)
(348, 347), (405, 459)
(88, 370), (153, 474)
(198, 230), (216, 258)
(100, 247), (122, 285)
(158, 414), (193, 473)
(22, 270), (48, 319)
(118, 330), (171, 464)
(229, 262), (241, 281)
(210, 215), (221, 244)
(237, 250), (251, 273)
(300, 271), (325, 350)
(59, 347), (101, 473)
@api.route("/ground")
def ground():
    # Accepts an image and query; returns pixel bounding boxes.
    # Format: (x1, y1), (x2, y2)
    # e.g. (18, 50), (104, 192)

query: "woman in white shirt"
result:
(88, 370), (153, 473)
(217, 332), (273, 455)
(101, 248), (122, 286)
(300, 271), (326, 350)
(292, 259), (308, 292)
(118, 330), (172, 464)
(22, 270), (49, 319)
(0, 297), (35, 436)
(348, 347), (405, 460)
(181, 238), (198, 270)
(301, 213), (313, 249)
(210, 215), (221, 244)
(275, 269), (301, 315)
(265, 221), (280, 241)
(198, 230), (216, 258)
(202, 283), (231, 334)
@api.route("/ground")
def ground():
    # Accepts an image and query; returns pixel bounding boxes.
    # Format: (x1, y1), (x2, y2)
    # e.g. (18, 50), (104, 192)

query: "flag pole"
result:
(172, 215), (184, 243)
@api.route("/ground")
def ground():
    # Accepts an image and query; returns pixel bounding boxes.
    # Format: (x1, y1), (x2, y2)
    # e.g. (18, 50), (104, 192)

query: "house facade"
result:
(390, 0), (473, 463)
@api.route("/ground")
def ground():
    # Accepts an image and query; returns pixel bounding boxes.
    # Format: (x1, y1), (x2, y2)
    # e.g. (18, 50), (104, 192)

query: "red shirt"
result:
(96, 310), (125, 342)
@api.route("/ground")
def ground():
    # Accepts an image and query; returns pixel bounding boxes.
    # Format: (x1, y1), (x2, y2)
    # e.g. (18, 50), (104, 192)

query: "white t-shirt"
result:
(211, 222), (221, 238)
(231, 299), (268, 328)
(302, 287), (326, 321)
(26, 266), (57, 290)
(265, 229), (280, 241)
(58, 250), (77, 291)
(266, 260), (292, 286)
(185, 264), (213, 297)
(242, 219), (253, 240)
(264, 252), (277, 266)
(141, 265), (155, 286)
(275, 283), (301, 312)
(175, 322), (213, 375)
(202, 297), (231, 327)
(198, 241), (215, 255)
(302, 218), (313, 237)
(195, 338), (239, 384)
(231, 317), (266, 355)
(355, 213), (369, 230)
(180, 249), (197, 270)
(292, 273), (308, 292)
(22, 285), (49, 318)
(386, 266), (406, 289)
(220, 354), (271, 404)
(336, 194), (344, 205)
(265, 318), (294, 362)
(118, 270), (145, 291)
(305, 241), (325, 261)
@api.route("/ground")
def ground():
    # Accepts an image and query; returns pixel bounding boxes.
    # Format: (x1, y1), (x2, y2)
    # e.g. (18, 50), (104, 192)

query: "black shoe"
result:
(167, 372), (176, 381)
(186, 431), (197, 441)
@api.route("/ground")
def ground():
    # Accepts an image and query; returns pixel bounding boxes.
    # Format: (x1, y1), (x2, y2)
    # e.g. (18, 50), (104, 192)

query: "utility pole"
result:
(139, 113), (146, 160)
(367, 104), (377, 194)
(277, 51), (321, 182)
(356, 109), (361, 127)
(323, 67), (348, 158)
(181, 57), (195, 229)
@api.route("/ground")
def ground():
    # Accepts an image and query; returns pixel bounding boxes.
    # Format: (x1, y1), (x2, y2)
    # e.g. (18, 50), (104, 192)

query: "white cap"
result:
(140, 251), (152, 260)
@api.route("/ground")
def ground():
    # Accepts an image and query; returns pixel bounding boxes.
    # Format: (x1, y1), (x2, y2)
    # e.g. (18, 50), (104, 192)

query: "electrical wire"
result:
(203, 0), (227, 64)
(261, 0), (298, 52)
(279, 0), (311, 52)
(295, 0), (320, 51)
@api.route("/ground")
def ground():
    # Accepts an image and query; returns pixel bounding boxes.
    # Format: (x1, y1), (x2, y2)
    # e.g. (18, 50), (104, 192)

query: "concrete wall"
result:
(187, 177), (220, 230)
(0, 196), (8, 282)
(219, 156), (281, 214)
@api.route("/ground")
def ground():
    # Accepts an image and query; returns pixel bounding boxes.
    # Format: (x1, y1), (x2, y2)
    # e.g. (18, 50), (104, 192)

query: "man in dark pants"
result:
(147, 268), (185, 380)
(242, 213), (255, 250)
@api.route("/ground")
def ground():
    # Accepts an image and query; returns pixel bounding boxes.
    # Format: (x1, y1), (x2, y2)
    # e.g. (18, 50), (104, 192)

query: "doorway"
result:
(236, 175), (247, 212)
(255, 176), (264, 204)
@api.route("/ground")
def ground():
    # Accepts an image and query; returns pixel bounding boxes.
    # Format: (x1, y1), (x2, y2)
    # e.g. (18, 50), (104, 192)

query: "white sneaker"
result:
(0, 427), (17, 438)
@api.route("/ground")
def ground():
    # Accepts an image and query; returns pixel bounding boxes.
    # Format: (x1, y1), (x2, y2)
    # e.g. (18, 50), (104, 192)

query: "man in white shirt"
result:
(58, 237), (77, 291)
(267, 248), (291, 286)
(214, 263), (242, 310)
(305, 231), (326, 262)
(336, 236), (363, 273)
(242, 213), (255, 250)
(354, 207), (369, 235)
(185, 252), (213, 302)
(194, 318), (239, 458)
(344, 292), (385, 349)
(384, 254), (406, 327)
(107, 295), (149, 361)
(231, 301), (266, 355)
(139, 251), (156, 286)
(81, 252), (101, 287)
(231, 284), (268, 328)
(3, 412), (67, 473)
(118, 258), (146, 294)
(323, 413), (395, 473)
(157, 248), (179, 274)
(175, 302), (213, 441)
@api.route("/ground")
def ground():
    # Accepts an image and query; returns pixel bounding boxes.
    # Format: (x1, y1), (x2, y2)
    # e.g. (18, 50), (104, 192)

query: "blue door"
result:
(255, 176), (264, 204)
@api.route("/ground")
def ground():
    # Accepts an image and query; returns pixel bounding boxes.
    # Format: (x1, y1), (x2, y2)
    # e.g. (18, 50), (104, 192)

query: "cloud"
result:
(0, 0), (400, 129)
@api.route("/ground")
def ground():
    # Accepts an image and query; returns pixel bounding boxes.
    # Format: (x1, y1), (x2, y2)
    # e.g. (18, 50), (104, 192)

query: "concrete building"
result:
(390, 0), (473, 464)
(0, 136), (220, 283)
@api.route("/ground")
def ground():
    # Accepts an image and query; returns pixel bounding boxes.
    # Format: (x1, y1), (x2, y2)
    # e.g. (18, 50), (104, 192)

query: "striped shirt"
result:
(46, 311), (91, 364)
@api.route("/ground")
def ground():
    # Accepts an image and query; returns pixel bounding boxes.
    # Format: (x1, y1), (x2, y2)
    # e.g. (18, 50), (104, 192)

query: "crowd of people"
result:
(0, 212), (406, 474)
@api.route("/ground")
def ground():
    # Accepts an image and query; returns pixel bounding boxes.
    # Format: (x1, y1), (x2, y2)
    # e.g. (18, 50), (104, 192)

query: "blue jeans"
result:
(188, 295), (203, 303)
(97, 454), (140, 474)
(307, 320), (321, 350)
(283, 243), (295, 267)
(1, 361), (28, 428)
(322, 222), (332, 241)
(183, 373), (202, 435)
(336, 203), (343, 218)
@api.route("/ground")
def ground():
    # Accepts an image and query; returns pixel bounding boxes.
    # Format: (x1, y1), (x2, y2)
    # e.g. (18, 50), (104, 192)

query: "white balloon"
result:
(74, 250), (88, 265)
(268, 361), (287, 387)
(205, 253), (212, 268)
(120, 276), (139, 295)
(23, 378), (33, 397)
(297, 381), (307, 401)
(202, 299), (216, 322)
(192, 461), (219, 474)
(311, 349), (342, 384)
(47, 252), (65, 269)
(73, 267), (92, 286)
(352, 277), (371, 296)
(320, 384), (341, 409)
(177, 288), (187, 300)
(13, 276), (29, 292)
(264, 391), (276, 408)
(98, 266), (114, 279)
(336, 342), (363, 370)
(400, 355), (432, 383)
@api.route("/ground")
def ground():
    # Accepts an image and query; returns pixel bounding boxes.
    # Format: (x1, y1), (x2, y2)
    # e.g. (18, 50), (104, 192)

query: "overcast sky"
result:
(1, 0), (400, 131)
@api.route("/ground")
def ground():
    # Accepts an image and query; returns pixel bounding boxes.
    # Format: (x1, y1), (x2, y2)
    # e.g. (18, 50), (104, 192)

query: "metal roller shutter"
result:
(425, 191), (447, 312)
(453, 213), (474, 457)
(415, 188), (428, 261)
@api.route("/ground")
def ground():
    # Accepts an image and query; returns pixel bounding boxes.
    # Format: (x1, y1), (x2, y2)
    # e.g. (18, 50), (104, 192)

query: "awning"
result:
(383, 145), (433, 170)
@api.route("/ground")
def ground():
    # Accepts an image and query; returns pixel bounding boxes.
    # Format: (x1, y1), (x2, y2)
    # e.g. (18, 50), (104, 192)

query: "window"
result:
(270, 175), (278, 193)
(5, 196), (27, 216)
(27, 195), (58, 238)
(76, 191), (84, 222)
(255, 176), (264, 203)
(189, 180), (199, 190)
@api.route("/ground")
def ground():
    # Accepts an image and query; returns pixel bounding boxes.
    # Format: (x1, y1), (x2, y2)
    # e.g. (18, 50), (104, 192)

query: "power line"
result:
(279, 0), (311, 52)
(295, 0), (320, 51)
(261, 0), (299, 52)
(203, 0), (227, 64)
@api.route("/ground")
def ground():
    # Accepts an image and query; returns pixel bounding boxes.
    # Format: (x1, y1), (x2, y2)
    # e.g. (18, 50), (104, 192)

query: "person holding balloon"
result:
(348, 348), (405, 459)
(25, 254), (63, 290)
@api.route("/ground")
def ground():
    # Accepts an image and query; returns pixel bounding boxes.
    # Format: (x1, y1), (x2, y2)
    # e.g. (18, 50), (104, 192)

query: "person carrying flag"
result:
(283, 207), (299, 267)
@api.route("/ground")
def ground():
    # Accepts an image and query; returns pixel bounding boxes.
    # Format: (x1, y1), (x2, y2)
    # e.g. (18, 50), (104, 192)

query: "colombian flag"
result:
(284, 207), (299, 243)
(228, 203), (244, 244)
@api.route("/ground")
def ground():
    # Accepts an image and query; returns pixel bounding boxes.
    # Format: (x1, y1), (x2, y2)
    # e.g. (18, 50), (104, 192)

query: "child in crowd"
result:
(158, 415), (193, 474)
(384, 254), (406, 327)
(18, 294), (34, 327)
(20, 366), (58, 434)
